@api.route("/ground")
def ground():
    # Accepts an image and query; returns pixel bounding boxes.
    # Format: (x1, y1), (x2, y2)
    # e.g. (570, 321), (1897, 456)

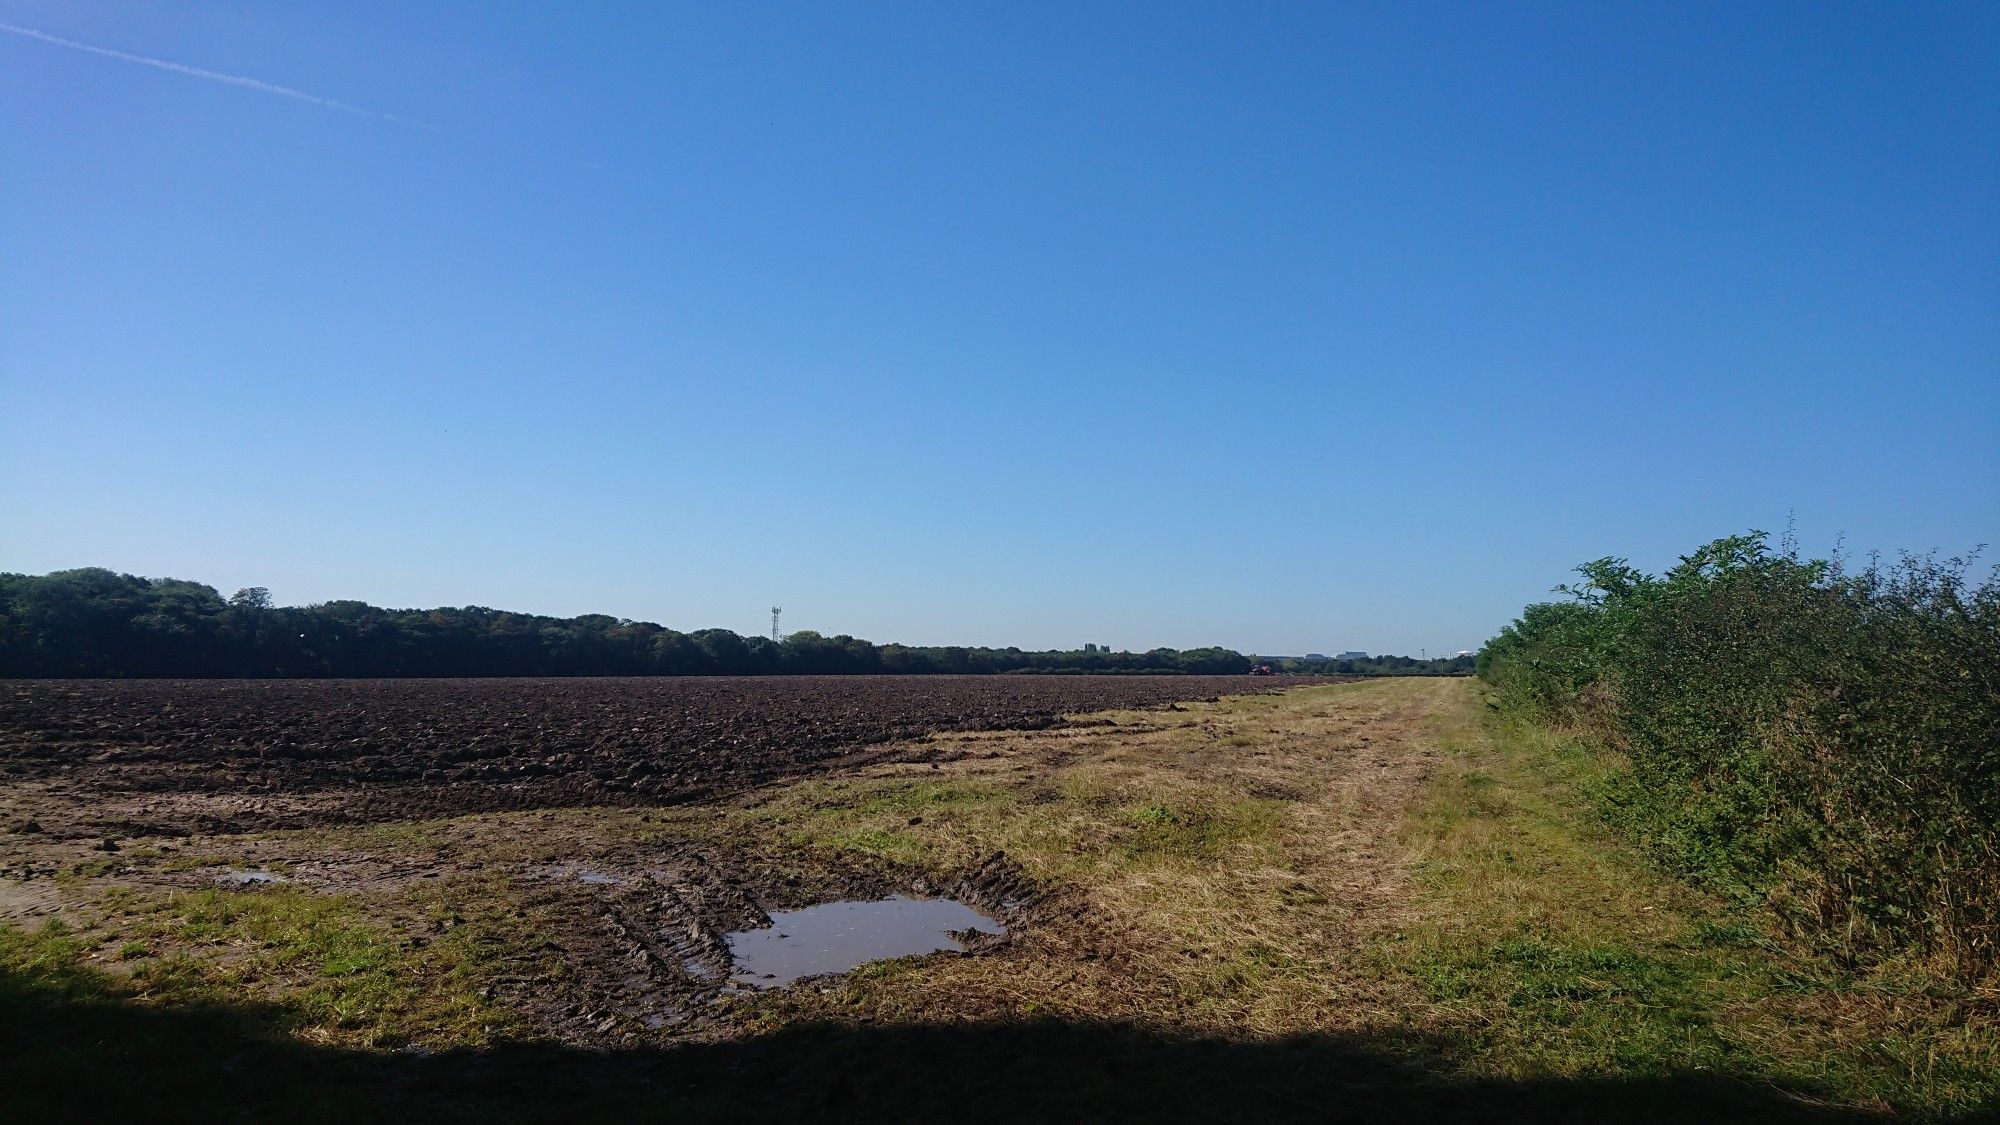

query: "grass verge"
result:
(1390, 686), (1999, 1120)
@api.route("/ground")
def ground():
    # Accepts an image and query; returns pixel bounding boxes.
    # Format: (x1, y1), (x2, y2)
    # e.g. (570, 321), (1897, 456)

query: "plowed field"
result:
(0, 675), (1341, 833)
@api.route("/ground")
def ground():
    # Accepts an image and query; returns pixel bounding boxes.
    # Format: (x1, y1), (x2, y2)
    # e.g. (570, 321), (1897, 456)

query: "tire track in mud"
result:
(513, 850), (1047, 1043)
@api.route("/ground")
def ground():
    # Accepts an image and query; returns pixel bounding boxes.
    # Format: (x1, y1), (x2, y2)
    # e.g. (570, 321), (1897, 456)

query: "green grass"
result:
(835, 780), (1013, 817)
(1116, 798), (1280, 863)
(794, 826), (934, 865)
(73, 877), (520, 1050)
(1391, 690), (2000, 1120)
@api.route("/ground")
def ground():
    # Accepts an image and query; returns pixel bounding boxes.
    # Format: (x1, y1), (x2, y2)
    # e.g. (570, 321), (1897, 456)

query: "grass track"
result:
(1391, 685), (1998, 1119)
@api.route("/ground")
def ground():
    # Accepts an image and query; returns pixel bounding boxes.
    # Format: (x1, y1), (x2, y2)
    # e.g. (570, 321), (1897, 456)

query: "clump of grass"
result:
(843, 781), (1011, 818)
(59, 857), (125, 881)
(1116, 799), (1277, 863)
(0, 920), (103, 1001)
(797, 827), (934, 866)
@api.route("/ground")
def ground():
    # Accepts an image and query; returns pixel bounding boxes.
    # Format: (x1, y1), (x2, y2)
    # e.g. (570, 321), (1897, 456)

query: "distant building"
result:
(1337, 650), (1369, 661)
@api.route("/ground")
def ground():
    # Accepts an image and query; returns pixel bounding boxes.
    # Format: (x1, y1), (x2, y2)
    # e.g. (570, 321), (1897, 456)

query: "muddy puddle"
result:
(724, 895), (1003, 989)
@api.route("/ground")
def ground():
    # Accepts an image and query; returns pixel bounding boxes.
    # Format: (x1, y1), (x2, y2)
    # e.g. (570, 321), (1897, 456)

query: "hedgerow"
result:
(1479, 533), (1998, 975)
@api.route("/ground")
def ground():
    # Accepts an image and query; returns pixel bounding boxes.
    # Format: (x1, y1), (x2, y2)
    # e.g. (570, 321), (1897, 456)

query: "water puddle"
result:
(724, 895), (1003, 989)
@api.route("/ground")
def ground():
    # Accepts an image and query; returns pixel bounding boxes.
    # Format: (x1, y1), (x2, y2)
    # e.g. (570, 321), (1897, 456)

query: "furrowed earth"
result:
(0, 675), (1331, 833)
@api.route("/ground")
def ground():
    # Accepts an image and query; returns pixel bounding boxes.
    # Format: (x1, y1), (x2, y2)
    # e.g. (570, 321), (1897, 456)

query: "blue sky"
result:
(3, 2), (1995, 656)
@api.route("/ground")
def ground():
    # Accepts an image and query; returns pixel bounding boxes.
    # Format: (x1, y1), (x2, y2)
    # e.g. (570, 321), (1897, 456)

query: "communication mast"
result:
(771, 606), (783, 644)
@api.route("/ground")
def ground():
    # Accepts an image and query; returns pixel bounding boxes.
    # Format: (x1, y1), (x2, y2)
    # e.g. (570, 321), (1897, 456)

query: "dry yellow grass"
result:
(744, 678), (1459, 1036)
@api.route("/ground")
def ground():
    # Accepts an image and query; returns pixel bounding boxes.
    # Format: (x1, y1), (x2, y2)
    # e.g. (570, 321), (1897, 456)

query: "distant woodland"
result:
(1261, 652), (1473, 676)
(0, 568), (1473, 679)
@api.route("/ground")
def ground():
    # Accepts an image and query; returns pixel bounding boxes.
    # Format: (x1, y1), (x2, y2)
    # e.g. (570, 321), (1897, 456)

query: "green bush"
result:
(1480, 533), (1999, 975)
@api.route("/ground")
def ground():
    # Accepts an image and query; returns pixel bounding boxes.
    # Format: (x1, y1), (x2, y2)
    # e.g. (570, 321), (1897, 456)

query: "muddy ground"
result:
(0, 676), (1416, 1046)
(0, 675), (1342, 837)
(0, 675), (1338, 1043)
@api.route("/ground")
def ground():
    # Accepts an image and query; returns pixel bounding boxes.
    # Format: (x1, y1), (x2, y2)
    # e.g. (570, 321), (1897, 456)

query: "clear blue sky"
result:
(3, 3), (1995, 656)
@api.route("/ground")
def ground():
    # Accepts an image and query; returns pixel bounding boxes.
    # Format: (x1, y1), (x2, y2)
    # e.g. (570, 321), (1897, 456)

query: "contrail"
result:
(0, 21), (441, 131)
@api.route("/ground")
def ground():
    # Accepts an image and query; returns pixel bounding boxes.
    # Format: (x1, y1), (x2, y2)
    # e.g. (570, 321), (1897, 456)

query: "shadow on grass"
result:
(4, 963), (1892, 1124)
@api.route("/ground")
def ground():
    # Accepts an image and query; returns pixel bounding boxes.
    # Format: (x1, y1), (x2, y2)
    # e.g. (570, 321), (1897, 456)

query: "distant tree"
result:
(691, 628), (751, 673)
(230, 587), (273, 609)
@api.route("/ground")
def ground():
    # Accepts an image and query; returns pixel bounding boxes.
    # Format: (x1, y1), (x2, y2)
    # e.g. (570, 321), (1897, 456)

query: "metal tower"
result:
(771, 606), (782, 643)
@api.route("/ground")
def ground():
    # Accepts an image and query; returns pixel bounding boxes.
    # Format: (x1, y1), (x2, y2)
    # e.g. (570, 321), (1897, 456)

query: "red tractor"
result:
(1249, 664), (1276, 676)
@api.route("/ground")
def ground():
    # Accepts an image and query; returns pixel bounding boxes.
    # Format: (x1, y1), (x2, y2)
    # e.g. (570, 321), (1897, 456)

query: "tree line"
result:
(1257, 653), (1473, 677)
(0, 568), (1257, 678)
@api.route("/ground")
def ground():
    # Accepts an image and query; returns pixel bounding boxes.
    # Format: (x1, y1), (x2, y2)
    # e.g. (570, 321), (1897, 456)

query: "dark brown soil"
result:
(0, 676), (1344, 833)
